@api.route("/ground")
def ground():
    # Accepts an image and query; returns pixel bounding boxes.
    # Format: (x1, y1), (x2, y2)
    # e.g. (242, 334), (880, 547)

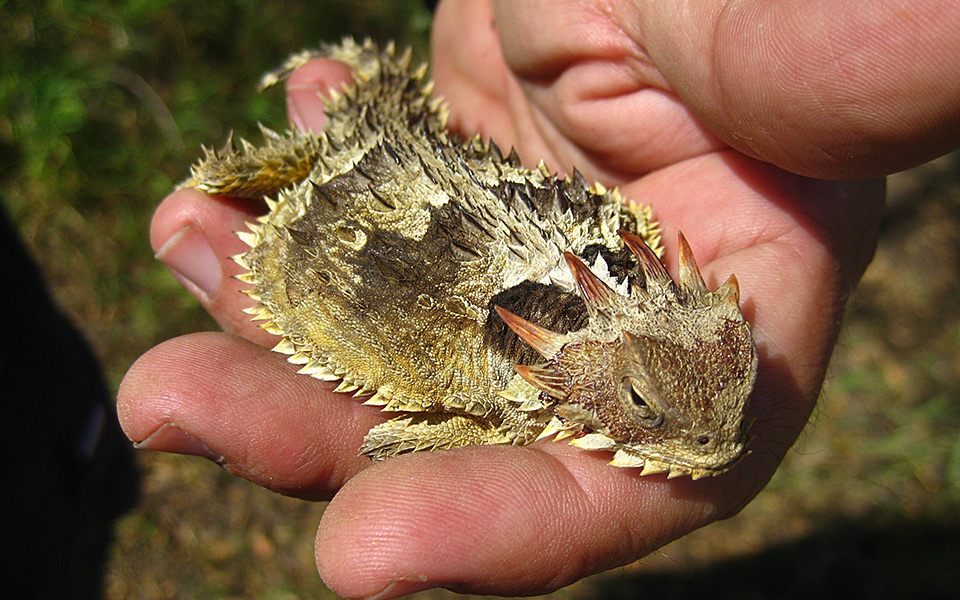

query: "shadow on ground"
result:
(596, 514), (960, 600)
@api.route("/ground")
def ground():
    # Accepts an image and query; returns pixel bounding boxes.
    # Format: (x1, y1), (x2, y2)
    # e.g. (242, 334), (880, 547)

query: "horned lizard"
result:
(179, 38), (758, 478)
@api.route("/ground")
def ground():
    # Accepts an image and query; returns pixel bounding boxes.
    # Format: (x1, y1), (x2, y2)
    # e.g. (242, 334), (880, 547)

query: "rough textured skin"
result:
(179, 39), (758, 478)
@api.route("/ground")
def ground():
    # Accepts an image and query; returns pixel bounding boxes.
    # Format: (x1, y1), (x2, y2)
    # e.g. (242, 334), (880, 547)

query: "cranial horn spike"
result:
(715, 273), (741, 305)
(677, 232), (708, 294)
(618, 230), (671, 284)
(494, 306), (568, 359)
(515, 364), (569, 399)
(621, 330), (644, 348)
(563, 252), (617, 311)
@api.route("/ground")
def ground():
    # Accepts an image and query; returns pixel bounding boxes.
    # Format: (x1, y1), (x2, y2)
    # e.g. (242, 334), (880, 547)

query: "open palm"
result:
(117, 0), (960, 597)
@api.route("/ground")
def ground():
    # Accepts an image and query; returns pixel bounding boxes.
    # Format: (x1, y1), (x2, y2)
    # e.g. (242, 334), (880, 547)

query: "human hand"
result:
(119, 1), (960, 597)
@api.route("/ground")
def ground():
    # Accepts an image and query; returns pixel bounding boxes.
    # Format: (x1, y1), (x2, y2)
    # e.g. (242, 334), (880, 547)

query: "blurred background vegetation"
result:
(2, 1), (958, 598)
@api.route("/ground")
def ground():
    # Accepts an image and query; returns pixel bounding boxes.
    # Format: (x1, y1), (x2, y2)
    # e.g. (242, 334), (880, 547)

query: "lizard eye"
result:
(619, 377), (663, 428)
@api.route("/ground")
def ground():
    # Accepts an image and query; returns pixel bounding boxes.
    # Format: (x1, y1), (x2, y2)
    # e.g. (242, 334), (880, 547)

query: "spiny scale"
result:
(178, 38), (758, 478)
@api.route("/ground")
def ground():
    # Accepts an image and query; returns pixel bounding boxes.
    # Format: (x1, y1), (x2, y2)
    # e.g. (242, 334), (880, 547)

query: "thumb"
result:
(284, 57), (356, 132)
(639, 1), (960, 178)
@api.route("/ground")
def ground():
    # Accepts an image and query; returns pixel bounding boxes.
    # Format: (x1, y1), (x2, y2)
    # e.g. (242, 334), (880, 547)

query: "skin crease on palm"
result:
(117, 1), (960, 598)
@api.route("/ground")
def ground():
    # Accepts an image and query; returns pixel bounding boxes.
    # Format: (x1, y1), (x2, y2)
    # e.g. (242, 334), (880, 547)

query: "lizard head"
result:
(496, 231), (758, 478)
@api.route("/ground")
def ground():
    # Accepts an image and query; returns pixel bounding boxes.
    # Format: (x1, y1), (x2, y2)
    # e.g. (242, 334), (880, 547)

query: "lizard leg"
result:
(360, 413), (522, 461)
(180, 40), (411, 200)
(258, 38), (405, 91)
(177, 126), (326, 199)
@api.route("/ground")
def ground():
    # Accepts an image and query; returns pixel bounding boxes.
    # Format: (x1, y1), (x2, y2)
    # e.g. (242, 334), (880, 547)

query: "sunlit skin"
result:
(119, 1), (959, 597)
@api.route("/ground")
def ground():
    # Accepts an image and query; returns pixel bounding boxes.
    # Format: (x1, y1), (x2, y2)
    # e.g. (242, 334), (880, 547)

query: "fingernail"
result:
(286, 87), (329, 133)
(286, 90), (311, 132)
(362, 580), (433, 600)
(362, 583), (400, 600)
(155, 225), (222, 302)
(135, 422), (223, 463)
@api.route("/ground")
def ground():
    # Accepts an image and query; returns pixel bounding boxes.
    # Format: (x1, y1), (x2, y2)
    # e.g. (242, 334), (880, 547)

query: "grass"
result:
(4, 1), (959, 598)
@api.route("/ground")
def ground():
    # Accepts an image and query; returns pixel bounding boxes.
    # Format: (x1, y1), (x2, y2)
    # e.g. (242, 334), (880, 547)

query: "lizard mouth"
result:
(565, 429), (749, 478)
